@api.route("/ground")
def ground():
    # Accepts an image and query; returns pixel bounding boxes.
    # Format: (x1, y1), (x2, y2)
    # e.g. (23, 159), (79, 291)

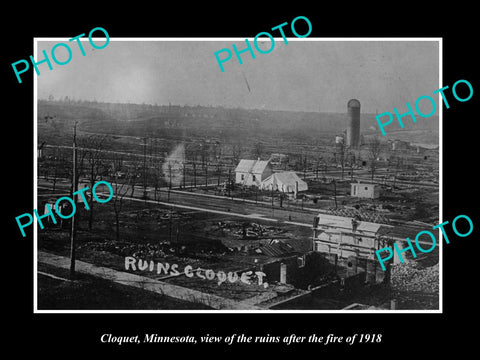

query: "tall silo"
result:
(346, 99), (361, 149)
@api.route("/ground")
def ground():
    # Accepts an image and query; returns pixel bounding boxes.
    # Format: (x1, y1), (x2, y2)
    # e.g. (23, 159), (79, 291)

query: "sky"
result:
(36, 38), (440, 114)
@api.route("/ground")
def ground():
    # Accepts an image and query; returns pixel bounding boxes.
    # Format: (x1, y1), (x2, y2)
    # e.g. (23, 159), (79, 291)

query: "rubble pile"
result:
(125, 209), (186, 221)
(391, 262), (439, 293)
(77, 240), (168, 258)
(77, 239), (227, 260)
(216, 221), (286, 239)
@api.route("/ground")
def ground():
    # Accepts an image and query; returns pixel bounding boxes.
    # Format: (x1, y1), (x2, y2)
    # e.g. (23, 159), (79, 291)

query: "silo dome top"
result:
(347, 99), (361, 108)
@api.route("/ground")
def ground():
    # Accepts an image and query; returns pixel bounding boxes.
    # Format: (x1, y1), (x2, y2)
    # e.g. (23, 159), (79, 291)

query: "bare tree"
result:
(231, 142), (243, 165)
(40, 146), (71, 193)
(111, 155), (134, 242)
(368, 136), (383, 182)
(152, 162), (162, 200)
(301, 152), (308, 180)
(334, 139), (347, 180)
(77, 135), (110, 230)
(391, 155), (403, 190)
(253, 142), (264, 159)
(200, 140), (208, 169)
(349, 151), (356, 181)
(112, 179), (130, 242)
(315, 156), (323, 179)
(45, 147), (60, 192)
(126, 162), (141, 197)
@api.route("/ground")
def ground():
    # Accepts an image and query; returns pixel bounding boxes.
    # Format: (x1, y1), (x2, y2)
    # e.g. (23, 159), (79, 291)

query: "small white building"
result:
(235, 159), (273, 188)
(351, 183), (380, 199)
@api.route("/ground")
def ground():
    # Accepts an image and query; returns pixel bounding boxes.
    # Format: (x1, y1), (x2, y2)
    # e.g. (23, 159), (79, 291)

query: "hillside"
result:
(37, 100), (439, 145)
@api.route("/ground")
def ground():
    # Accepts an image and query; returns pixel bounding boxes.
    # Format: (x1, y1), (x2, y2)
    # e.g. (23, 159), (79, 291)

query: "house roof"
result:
(252, 160), (271, 174)
(261, 171), (308, 192)
(235, 159), (270, 174)
(351, 183), (376, 188)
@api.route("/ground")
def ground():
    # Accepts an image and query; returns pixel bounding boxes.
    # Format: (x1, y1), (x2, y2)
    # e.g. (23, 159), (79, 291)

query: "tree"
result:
(231, 142), (243, 165)
(300, 152), (308, 180)
(349, 151), (356, 181)
(200, 140), (208, 169)
(128, 164), (141, 197)
(390, 155), (403, 190)
(368, 136), (383, 182)
(45, 147), (60, 192)
(151, 161), (162, 200)
(77, 135), (111, 230)
(110, 155), (134, 242)
(112, 176), (130, 242)
(253, 142), (264, 159)
(334, 138), (346, 180)
(315, 156), (323, 179)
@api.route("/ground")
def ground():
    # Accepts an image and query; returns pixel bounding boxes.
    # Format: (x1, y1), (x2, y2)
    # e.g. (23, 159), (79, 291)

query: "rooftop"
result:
(316, 213), (391, 236)
(235, 159), (271, 174)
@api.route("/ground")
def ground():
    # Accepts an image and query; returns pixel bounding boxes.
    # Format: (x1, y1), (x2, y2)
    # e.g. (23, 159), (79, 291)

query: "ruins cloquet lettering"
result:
(125, 256), (269, 288)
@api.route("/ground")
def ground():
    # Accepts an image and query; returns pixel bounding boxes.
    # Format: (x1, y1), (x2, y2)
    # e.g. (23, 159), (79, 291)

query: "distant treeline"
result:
(38, 99), (439, 143)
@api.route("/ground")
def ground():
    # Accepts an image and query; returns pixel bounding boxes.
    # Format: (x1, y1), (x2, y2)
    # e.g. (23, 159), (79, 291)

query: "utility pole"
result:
(70, 121), (78, 280)
(193, 161), (197, 188)
(350, 152), (354, 181)
(169, 208), (172, 243)
(393, 157), (401, 191)
(303, 153), (307, 180)
(142, 137), (147, 201)
(205, 163), (208, 189)
(333, 179), (338, 209)
(228, 168), (231, 198)
(168, 162), (172, 202)
(271, 185), (274, 208)
(182, 158), (186, 189)
(271, 185), (274, 216)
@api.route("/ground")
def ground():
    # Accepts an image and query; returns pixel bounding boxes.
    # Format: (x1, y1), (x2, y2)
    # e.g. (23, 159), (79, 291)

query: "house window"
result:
(241, 174), (244, 180)
(365, 187), (368, 190)
(252, 175), (256, 181)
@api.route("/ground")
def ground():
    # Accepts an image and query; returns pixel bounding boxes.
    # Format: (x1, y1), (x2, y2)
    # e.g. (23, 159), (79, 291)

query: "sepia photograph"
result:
(34, 38), (441, 312)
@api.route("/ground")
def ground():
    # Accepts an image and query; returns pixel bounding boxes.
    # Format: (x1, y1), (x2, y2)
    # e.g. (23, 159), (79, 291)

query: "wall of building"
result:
(351, 184), (379, 199)
(235, 165), (273, 188)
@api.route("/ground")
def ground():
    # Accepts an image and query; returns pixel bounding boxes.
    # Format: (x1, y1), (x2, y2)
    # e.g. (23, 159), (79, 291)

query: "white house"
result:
(235, 159), (273, 187)
(260, 171), (308, 194)
(351, 183), (380, 199)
